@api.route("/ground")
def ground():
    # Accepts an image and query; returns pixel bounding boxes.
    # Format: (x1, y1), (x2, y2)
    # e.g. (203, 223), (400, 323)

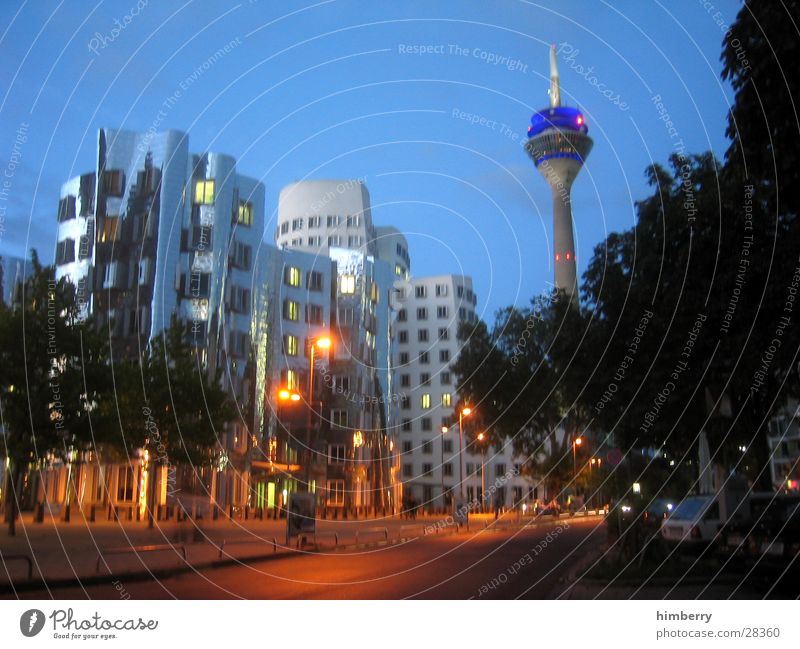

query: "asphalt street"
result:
(16, 517), (605, 599)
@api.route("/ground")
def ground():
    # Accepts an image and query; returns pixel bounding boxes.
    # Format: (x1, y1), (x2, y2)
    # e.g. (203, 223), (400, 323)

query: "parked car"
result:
(660, 495), (723, 544)
(721, 493), (800, 566)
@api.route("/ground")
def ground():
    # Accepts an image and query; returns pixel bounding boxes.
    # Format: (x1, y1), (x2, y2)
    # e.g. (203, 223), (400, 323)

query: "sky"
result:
(0, 0), (742, 318)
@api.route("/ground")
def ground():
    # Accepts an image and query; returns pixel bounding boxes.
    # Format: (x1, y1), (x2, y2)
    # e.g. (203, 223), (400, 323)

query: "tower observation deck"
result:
(525, 44), (593, 301)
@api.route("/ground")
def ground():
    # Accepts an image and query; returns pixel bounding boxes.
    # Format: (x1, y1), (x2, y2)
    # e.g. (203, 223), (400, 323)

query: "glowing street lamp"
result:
(305, 335), (331, 491)
(458, 406), (473, 499)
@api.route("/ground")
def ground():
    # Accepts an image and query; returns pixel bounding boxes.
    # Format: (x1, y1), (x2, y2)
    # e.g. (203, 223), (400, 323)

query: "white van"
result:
(660, 495), (722, 544)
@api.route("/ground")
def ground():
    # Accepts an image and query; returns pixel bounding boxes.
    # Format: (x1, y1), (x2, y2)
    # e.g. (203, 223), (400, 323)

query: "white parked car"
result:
(660, 495), (722, 544)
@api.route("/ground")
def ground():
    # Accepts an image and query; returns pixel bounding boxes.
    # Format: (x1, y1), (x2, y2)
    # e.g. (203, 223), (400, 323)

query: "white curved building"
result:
(276, 179), (376, 256)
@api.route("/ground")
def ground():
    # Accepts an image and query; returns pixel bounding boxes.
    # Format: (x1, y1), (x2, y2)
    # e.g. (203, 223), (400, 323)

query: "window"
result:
(308, 216), (321, 228)
(459, 307), (467, 320)
(421, 394), (431, 409)
(402, 463), (413, 478)
(55, 239), (75, 265)
(443, 463), (453, 477)
(340, 274), (356, 294)
(415, 285), (427, 298)
(189, 272), (210, 298)
(98, 216), (119, 242)
(327, 235), (341, 246)
(328, 444), (346, 465)
(305, 304), (323, 325)
(229, 285), (250, 314)
(419, 351), (429, 365)
(397, 309), (407, 322)
(422, 463), (433, 476)
(418, 329), (429, 342)
(307, 271), (323, 291)
(466, 463), (475, 476)
(331, 409), (348, 427)
(58, 196), (76, 222)
(347, 235), (362, 248)
(291, 218), (303, 231)
(400, 374), (410, 388)
(416, 307), (428, 320)
(194, 179), (215, 205)
(438, 327), (449, 341)
(231, 242), (252, 270)
(402, 418), (412, 432)
(443, 439), (453, 453)
(283, 299), (300, 321)
(421, 417), (432, 432)
(495, 464), (506, 477)
(326, 479), (345, 505)
(400, 395), (410, 410)
(332, 375), (350, 394)
(435, 284), (448, 297)
(284, 369), (299, 390)
(370, 281), (379, 303)
(401, 441), (412, 454)
(117, 466), (136, 502)
(399, 352), (410, 365)
(439, 349), (450, 363)
(338, 307), (354, 325)
(398, 330), (408, 344)
(102, 170), (124, 196)
(307, 236), (322, 247)
(420, 373), (430, 386)
(456, 285), (464, 298)
(191, 225), (212, 250)
(283, 335), (298, 356)
(280, 222), (289, 235)
(442, 393), (452, 407)
(284, 266), (301, 287)
(237, 200), (253, 226)
(441, 371), (452, 385)
(437, 306), (449, 319)
(326, 215), (341, 228)
(346, 215), (360, 228)
(395, 264), (404, 276)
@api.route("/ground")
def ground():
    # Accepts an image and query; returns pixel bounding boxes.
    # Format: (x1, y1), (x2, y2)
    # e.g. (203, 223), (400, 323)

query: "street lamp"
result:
(305, 335), (331, 492)
(458, 406), (473, 499)
(477, 432), (486, 512)
(440, 426), (448, 511)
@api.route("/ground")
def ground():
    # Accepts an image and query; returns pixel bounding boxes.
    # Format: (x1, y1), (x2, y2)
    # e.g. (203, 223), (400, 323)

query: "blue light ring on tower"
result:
(527, 106), (588, 138)
(532, 151), (584, 167)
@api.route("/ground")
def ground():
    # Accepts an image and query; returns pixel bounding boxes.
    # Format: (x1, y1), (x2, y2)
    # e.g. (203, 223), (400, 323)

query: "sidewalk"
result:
(0, 509), (599, 593)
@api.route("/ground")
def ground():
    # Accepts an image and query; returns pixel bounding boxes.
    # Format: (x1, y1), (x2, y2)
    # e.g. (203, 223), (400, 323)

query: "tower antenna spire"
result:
(549, 44), (561, 108)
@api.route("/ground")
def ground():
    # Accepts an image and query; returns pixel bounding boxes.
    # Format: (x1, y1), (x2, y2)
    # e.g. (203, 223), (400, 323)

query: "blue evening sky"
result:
(0, 0), (741, 318)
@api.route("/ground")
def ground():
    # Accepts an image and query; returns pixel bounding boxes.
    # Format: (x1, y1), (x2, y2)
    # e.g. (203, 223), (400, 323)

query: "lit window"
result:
(194, 179), (215, 205)
(237, 201), (253, 226)
(421, 394), (431, 409)
(326, 479), (345, 505)
(442, 393), (452, 407)
(340, 274), (356, 294)
(283, 299), (300, 321)
(395, 264), (404, 276)
(285, 266), (301, 287)
(284, 335), (298, 356)
(286, 369), (299, 390)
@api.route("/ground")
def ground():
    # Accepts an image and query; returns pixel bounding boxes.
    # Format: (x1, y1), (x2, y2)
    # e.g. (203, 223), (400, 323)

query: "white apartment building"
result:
(395, 275), (536, 511)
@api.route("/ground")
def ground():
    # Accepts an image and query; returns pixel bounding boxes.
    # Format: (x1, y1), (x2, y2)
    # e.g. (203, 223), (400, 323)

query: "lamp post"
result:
(458, 407), (472, 499)
(306, 336), (331, 492)
(572, 435), (583, 506)
(477, 432), (486, 512)
(440, 426), (448, 511)
(277, 388), (301, 515)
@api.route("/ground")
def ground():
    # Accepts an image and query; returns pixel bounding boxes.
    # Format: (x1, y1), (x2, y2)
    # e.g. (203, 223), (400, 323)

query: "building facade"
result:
(395, 274), (537, 512)
(52, 128), (268, 517)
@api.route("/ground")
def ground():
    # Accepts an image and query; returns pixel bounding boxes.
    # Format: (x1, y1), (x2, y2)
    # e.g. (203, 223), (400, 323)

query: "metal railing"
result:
(96, 543), (187, 573)
(217, 536), (279, 559)
(1, 553), (33, 580)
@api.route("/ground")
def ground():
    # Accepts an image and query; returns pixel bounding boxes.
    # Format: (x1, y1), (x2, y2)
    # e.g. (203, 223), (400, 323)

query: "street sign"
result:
(287, 492), (316, 539)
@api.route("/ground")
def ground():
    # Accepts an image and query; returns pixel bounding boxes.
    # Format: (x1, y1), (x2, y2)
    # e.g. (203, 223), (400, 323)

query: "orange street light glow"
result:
(315, 337), (332, 349)
(462, 407), (472, 416)
(574, 437), (583, 446)
(477, 433), (485, 441)
(290, 393), (301, 401)
(278, 389), (291, 401)
(441, 426), (448, 434)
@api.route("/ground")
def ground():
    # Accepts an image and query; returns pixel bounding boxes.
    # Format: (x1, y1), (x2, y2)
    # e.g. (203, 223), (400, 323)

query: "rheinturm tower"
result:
(525, 44), (593, 302)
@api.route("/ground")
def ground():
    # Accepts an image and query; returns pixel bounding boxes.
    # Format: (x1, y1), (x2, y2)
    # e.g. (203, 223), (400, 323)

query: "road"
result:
(17, 517), (604, 599)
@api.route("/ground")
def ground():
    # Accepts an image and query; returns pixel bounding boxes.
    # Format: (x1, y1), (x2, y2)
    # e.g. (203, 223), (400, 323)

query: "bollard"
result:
(89, 504), (96, 522)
